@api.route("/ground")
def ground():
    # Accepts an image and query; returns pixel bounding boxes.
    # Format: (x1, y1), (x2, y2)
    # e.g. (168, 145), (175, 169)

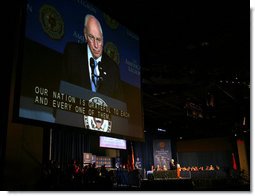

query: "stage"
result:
(140, 178), (193, 191)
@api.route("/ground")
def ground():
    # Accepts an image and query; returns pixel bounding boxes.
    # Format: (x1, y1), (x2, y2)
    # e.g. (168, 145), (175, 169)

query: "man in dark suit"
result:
(61, 14), (123, 100)
(170, 159), (176, 170)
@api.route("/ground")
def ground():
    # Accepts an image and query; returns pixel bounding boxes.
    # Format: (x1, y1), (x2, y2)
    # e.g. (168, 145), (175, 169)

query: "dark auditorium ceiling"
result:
(90, 1), (250, 139)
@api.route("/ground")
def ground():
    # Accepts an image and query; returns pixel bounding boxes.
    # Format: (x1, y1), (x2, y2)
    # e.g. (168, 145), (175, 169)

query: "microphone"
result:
(96, 61), (103, 89)
(97, 61), (104, 82)
(90, 57), (103, 90)
(90, 57), (95, 70)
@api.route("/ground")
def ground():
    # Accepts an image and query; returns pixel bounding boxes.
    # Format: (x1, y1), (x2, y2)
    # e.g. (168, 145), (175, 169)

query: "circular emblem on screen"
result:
(39, 4), (64, 40)
(159, 142), (166, 149)
(103, 13), (119, 30)
(84, 97), (112, 132)
(104, 42), (120, 65)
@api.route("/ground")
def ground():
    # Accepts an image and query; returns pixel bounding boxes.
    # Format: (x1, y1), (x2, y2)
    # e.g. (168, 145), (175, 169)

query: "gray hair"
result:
(84, 14), (103, 35)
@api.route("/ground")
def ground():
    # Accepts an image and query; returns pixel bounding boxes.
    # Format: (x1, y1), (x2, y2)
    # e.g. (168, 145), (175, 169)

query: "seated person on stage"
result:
(151, 165), (155, 172)
(209, 164), (215, 171)
(156, 164), (161, 171)
(215, 165), (220, 170)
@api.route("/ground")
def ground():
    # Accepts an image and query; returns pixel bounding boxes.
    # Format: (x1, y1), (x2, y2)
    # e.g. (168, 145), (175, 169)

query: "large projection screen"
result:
(15, 0), (144, 141)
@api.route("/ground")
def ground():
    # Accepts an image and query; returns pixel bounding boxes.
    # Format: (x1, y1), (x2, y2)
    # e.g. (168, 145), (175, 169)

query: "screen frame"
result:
(12, 0), (144, 142)
(99, 136), (127, 150)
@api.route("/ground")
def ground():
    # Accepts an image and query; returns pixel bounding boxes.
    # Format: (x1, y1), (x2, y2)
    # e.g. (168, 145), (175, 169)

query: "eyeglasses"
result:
(87, 34), (103, 45)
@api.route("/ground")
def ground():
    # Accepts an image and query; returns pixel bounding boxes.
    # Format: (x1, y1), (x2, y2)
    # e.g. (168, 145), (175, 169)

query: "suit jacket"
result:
(62, 42), (123, 100)
(170, 162), (176, 170)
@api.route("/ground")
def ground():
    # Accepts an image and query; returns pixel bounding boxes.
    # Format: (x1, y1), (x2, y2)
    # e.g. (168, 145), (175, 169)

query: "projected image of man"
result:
(84, 14), (103, 92)
(62, 14), (123, 100)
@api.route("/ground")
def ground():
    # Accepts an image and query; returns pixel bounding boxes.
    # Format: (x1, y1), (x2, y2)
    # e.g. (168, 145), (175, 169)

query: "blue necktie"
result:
(91, 59), (98, 92)
(94, 60), (98, 87)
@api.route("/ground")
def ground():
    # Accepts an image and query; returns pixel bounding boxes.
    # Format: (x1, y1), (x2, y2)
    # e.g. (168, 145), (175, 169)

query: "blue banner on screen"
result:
(153, 140), (172, 170)
(26, 0), (140, 87)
